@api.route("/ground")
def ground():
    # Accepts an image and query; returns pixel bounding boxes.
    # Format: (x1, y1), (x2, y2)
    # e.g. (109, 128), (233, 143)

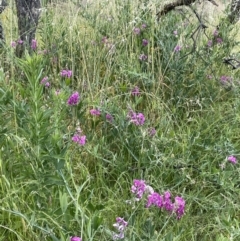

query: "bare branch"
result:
(157, 0), (218, 20)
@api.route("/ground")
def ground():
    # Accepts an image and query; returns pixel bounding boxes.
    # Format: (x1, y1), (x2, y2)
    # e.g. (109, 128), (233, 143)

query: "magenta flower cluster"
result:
(228, 155), (237, 164)
(131, 179), (146, 200)
(41, 76), (50, 88)
(61, 69), (72, 78)
(128, 110), (145, 126)
(70, 236), (82, 241)
(72, 134), (86, 146)
(67, 91), (80, 105)
(112, 217), (128, 240)
(131, 179), (185, 219)
(90, 108), (101, 116)
(31, 39), (37, 50)
(131, 86), (140, 96)
(220, 75), (232, 84)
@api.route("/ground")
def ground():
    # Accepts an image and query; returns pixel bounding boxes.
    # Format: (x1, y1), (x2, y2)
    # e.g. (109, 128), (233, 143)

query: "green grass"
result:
(0, 0), (240, 240)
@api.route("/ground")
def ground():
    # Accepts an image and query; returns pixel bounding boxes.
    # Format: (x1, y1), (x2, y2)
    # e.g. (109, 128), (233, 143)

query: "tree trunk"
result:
(15, 0), (41, 56)
(228, 0), (240, 23)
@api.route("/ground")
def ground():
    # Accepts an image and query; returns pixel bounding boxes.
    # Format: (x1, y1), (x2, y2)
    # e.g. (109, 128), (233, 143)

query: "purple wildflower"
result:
(55, 89), (61, 95)
(45, 82), (50, 87)
(173, 30), (178, 36)
(17, 39), (23, 44)
(133, 27), (141, 35)
(112, 217), (128, 240)
(67, 91), (80, 105)
(70, 237), (82, 241)
(131, 86), (140, 96)
(141, 23), (147, 29)
(41, 76), (48, 84)
(106, 113), (113, 122)
(31, 39), (37, 50)
(142, 39), (148, 46)
(217, 38), (223, 44)
(163, 191), (174, 212)
(207, 40), (212, 47)
(174, 45), (182, 52)
(90, 108), (101, 116)
(227, 155), (237, 164)
(72, 134), (86, 146)
(174, 196), (185, 219)
(146, 192), (163, 208)
(148, 127), (156, 136)
(11, 41), (16, 47)
(131, 179), (146, 200)
(213, 29), (219, 36)
(220, 76), (232, 84)
(139, 54), (147, 61)
(61, 70), (72, 78)
(128, 111), (145, 126)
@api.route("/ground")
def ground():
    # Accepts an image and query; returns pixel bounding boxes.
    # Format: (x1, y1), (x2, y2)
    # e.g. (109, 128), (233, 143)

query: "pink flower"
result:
(142, 39), (148, 46)
(207, 40), (212, 47)
(173, 30), (178, 36)
(227, 155), (237, 164)
(31, 39), (37, 50)
(106, 113), (113, 122)
(41, 76), (48, 84)
(61, 70), (72, 78)
(70, 237), (82, 241)
(146, 192), (163, 208)
(174, 196), (185, 219)
(128, 111), (145, 126)
(139, 54), (147, 61)
(131, 179), (146, 200)
(67, 92), (80, 105)
(17, 39), (23, 44)
(133, 27), (140, 35)
(174, 45), (182, 52)
(131, 86), (140, 96)
(213, 29), (219, 36)
(11, 41), (16, 47)
(45, 82), (50, 87)
(72, 134), (86, 146)
(148, 127), (156, 136)
(90, 108), (101, 116)
(217, 38), (223, 44)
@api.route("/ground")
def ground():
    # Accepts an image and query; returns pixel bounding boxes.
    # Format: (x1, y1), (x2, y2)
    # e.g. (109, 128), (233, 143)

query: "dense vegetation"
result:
(0, 0), (240, 240)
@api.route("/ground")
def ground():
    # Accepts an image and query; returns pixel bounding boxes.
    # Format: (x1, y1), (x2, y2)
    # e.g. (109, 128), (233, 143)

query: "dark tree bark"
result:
(228, 0), (240, 23)
(15, 0), (41, 56)
(157, 0), (218, 19)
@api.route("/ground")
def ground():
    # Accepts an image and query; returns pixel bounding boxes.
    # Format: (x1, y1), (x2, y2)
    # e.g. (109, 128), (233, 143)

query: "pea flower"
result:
(146, 192), (163, 208)
(131, 179), (146, 200)
(228, 155), (237, 164)
(31, 39), (37, 50)
(112, 217), (128, 240)
(67, 91), (80, 105)
(133, 27), (140, 35)
(106, 113), (113, 122)
(90, 108), (101, 116)
(174, 45), (182, 52)
(61, 70), (72, 78)
(72, 134), (86, 146)
(128, 111), (145, 126)
(142, 39), (148, 47)
(70, 237), (82, 241)
(131, 86), (140, 96)
(174, 196), (185, 219)
(139, 54), (147, 61)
